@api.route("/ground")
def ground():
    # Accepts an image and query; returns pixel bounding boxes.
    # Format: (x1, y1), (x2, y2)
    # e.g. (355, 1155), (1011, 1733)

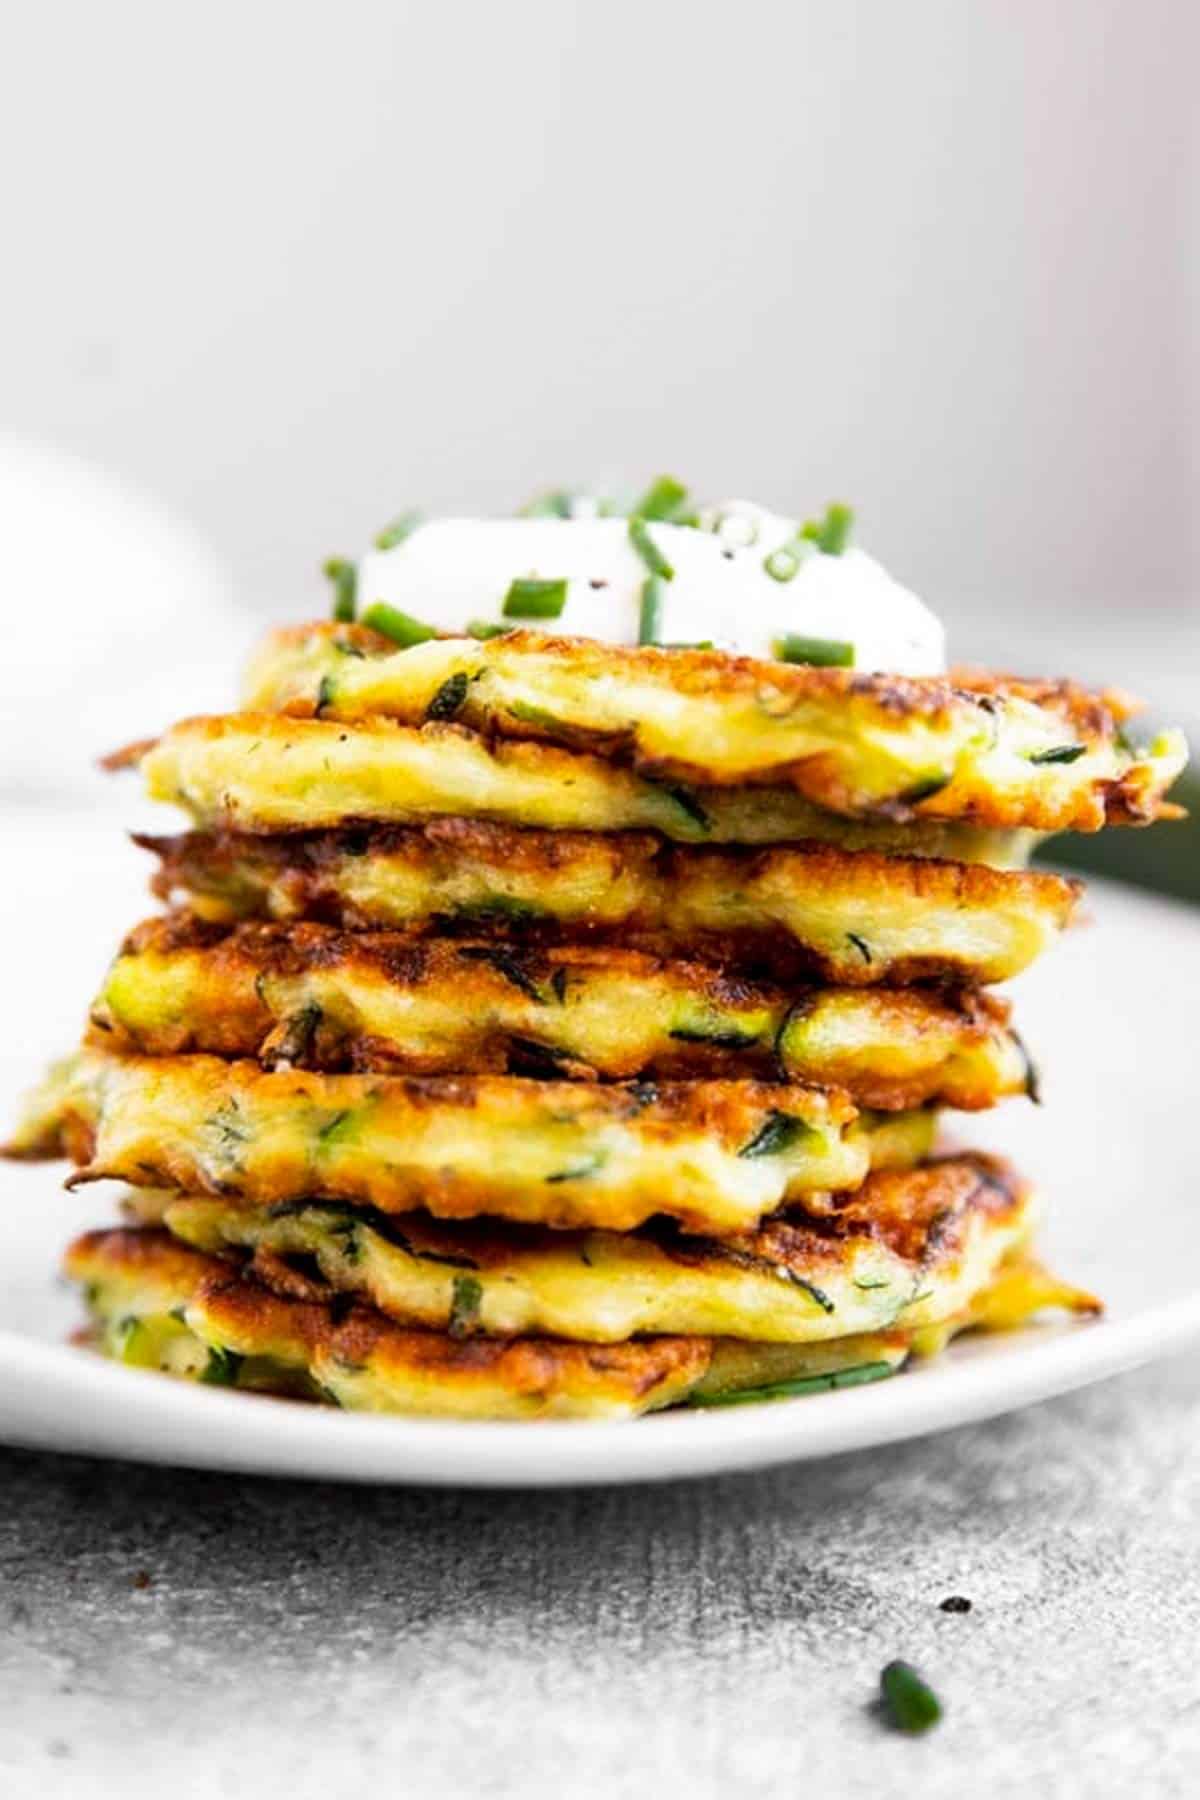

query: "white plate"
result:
(2, 808), (1198, 1487)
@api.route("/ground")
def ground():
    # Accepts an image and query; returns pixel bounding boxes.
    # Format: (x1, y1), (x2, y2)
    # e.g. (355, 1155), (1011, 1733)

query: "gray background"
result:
(4, 1354), (1200, 1798)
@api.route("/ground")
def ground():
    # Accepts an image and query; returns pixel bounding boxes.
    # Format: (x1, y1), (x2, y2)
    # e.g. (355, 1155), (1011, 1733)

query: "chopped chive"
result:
(630, 475), (689, 521)
(668, 1025), (761, 1050)
(800, 502), (854, 556)
(659, 783), (710, 833)
(425, 671), (470, 722)
(638, 576), (664, 645)
(628, 516), (675, 580)
(373, 509), (422, 551)
(880, 1661), (942, 1734)
(689, 1360), (896, 1408)
(775, 634), (855, 668)
(508, 699), (571, 732)
(783, 1275), (835, 1313)
(738, 1110), (811, 1158)
(323, 557), (357, 622)
(267, 1003), (322, 1067)
(199, 1347), (244, 1387)
(1028, 744), (1086, 766)
(413, 1244), (481, 1272)
(545, 1153), (607, 1184)
(315, 673), (335, 715)
(467, 619), (513, 639)
(764, 544), (803, 582)
(447, 1274), (483, 1339)
(1013, 1029), (1042, 1105)
(518, 490), (575, 518)
(317, 1108), (354, 1145)
(361, 602), (437, 647)
(898, 771), (952, 803)
(713, 510), (760, 549)
(506, 1036), (572, 1078)
(457, 944), (545, 1003)
(452, 895), (546, 928)
(502, 576), (569, 619)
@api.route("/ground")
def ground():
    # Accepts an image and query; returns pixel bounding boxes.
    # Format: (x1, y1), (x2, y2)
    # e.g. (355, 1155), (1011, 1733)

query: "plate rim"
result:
(1, 1290), (1197, 1488)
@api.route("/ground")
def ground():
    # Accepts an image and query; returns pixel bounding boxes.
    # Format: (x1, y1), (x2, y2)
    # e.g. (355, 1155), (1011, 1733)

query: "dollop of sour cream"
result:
(357, 499), (946, 675)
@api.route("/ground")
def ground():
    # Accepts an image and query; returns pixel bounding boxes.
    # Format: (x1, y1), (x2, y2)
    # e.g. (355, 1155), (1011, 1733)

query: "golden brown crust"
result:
(46, 1048), (910, 1236)
(268, 622), (1140, 734)
(739, 1152), (1025, 1263)
(133, 823), (1079, 988)
(89, 913), (1029, 1110)
(116, 906), (1034, 998)
(236, 625), (1187, 828)
(63, 1224), (229, 1288)
(134, 706), (1187, 838)
(149, 1149), (1036, 1347)
(198, 1271), (711, 1399)
(98, 735), (159, 773)
(945, 665), (1140, 729)
(64, 1226), (713, 1409)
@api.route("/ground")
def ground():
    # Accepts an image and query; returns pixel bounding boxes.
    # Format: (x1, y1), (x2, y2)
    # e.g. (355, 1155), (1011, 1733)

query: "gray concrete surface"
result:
(2, 1356), (1198, 1799)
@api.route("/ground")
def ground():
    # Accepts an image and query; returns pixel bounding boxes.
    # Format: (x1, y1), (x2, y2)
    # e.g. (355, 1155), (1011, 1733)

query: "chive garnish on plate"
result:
(690, 1360), (895, 1408)
(199, 1347), (244, 1387)
(467, 619), (513, 640)
(775, 634), (855, 668)
(361, 602), (438, 647)
(518, 490), (576, 518)
(502, 577), (569, 619)
(323, 557), (357, 623)
(800, 502), (854, 556)
(373, 509), (423, 551)
(638, 576), (664, 645)
(630, 475), (689, 522)
(879, 1660), (942, 1734)
(628, 516), (675, 581)
(764, 544), (804, 582)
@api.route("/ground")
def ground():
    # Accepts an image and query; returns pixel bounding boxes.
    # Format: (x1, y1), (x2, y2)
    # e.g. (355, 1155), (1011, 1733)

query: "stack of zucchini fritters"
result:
(10, 572), (1187, 1418)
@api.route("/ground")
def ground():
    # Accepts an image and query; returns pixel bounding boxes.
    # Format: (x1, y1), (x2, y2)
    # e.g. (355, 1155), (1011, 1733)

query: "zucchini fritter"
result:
(135, 824), (1075, 985)
(163, 1155), (1047, 1344)
(66, 1227), (907, 1418)
(17, 1049), (936, 1235)
(242, 623), (1188, 829)
(132, 715), (1011, 845)
(134, 709), (1181, 845)
(92, 916), (1031, 1110)
(65, 1222), (1099, 1420)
